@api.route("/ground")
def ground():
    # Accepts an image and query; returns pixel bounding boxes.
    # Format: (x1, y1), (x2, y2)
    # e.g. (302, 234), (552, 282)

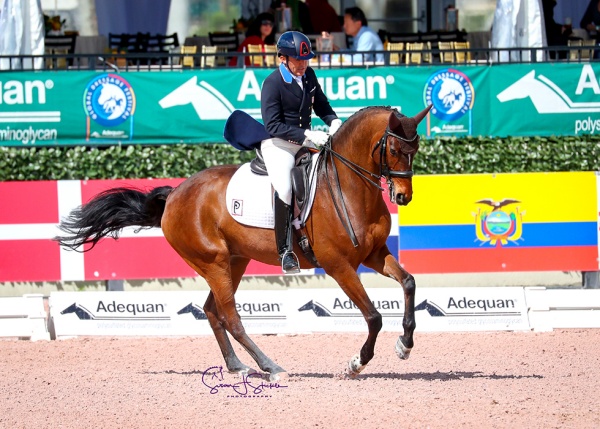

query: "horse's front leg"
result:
(326, 267), (382, 377)
(363, 245), (416, 360)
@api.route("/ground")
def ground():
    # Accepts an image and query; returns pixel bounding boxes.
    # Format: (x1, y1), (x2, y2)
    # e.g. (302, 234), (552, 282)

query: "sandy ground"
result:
(1, 330), (599, 429)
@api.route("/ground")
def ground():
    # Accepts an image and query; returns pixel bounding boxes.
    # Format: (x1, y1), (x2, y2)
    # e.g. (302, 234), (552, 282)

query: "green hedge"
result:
(1, 135), (599, 181)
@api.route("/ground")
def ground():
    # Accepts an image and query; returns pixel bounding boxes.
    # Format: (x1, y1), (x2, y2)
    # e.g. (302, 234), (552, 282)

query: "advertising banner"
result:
(49, 288), (530, 337)
(3, 63), (599, 146)
(50, 290), (290, 337)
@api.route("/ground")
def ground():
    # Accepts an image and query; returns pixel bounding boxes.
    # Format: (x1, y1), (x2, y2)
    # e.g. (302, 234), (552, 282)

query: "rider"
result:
(260, 31), (342, 274)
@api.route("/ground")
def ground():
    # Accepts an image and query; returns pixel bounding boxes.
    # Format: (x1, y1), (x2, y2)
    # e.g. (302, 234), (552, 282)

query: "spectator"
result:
(230, 12), (275, 66)
(542, 0), (572, 59)
(268, 0), (314, 33)
(580, 0), (600, 42)
(306, 0), (342, 33)
(342, 7), (384, 63)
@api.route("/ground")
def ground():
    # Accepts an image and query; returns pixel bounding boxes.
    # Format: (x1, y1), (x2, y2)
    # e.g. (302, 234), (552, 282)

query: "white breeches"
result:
(260, 138), (303, 205)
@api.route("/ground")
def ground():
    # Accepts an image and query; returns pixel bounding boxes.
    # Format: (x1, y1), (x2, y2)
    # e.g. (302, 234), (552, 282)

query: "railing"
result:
(0, 45), (597, 72)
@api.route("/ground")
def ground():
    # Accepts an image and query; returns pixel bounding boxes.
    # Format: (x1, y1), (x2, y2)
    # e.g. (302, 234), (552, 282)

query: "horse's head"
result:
(375, 104), (432, 206)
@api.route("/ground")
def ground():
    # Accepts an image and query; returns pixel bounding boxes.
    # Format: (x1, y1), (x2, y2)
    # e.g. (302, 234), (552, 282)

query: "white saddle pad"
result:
(225, 153), (321, 229)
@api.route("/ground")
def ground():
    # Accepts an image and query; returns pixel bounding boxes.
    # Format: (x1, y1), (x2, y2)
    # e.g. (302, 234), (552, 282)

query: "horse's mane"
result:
(335, 105), (401, 136)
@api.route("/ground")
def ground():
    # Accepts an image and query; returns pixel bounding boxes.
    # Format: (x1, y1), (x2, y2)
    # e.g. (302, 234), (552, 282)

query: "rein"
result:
(319, 128), (418, 247)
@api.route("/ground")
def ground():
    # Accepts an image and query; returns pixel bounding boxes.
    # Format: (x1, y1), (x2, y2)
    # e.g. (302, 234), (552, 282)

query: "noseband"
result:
(371, 127), (419, 179)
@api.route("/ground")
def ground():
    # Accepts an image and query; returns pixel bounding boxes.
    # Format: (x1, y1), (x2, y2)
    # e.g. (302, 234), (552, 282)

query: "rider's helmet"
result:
(276, 31), (315, 60)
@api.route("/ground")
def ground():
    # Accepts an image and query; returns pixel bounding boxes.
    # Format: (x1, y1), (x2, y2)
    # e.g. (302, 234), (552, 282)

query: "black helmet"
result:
(276, 31), (315, 60)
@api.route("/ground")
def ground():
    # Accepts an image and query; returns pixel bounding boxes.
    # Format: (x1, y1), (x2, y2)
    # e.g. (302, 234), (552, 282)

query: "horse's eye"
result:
(389, 147), (398, 156)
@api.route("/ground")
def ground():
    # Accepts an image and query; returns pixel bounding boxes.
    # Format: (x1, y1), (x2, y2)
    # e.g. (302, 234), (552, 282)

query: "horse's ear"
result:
(413, 104), (433, 125)
(388, 111), (416, 138)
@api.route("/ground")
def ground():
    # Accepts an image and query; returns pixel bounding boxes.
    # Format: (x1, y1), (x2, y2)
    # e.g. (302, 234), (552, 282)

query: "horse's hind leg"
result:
(203, 257), (253, 374)
(364, 245), (416, 360)
(191, 258), (287, 381)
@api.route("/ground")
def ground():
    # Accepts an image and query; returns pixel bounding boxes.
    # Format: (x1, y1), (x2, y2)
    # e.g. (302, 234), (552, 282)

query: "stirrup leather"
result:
(274, 193), (300, 274)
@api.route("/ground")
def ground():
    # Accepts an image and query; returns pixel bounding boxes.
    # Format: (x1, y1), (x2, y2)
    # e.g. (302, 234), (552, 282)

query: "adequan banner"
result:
(49, 288), (531, 337)
(3, 63), (600, 146)
(50, 290), (290, 337)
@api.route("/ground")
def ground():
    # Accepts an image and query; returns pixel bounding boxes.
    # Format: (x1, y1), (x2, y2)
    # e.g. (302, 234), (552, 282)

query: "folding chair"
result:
(386, 42), (404, 65)
(180, 45), (197, 67)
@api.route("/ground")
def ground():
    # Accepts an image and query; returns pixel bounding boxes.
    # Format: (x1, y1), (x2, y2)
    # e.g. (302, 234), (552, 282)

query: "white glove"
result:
(328, 119), (342, 135)
(304, 129), (329, 147)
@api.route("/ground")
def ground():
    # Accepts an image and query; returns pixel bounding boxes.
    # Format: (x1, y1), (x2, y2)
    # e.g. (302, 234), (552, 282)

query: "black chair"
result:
(147, 33), (179, 65)
(208, 32), (240, 52)
(108, 33), (150, 65)
(386, 32), (421, 43)
(44, 34), (77, 68)
(147, 33), (180, 53)
(208, 32), (240, 65)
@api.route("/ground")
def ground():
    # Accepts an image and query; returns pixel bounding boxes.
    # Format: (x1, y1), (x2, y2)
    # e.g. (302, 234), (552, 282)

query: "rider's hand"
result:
(304, 130), (329, 147)
(328, 119), (342, 135)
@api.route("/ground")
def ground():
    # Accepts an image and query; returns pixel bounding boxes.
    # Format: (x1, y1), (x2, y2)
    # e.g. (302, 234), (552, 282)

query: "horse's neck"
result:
(329, 119), (383, 199)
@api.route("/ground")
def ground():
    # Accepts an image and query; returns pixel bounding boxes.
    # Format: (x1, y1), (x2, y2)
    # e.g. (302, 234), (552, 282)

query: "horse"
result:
(54, 104), (432, 381)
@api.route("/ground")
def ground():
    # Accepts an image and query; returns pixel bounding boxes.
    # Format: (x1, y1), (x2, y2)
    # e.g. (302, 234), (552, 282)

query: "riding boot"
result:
(274, 194), (300, 274)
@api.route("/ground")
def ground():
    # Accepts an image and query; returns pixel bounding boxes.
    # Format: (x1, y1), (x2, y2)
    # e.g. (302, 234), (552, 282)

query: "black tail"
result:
(53, 186), (174, 251)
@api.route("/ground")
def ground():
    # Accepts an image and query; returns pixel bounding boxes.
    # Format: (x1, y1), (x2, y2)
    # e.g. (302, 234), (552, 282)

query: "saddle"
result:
(249, 147), (320, 268)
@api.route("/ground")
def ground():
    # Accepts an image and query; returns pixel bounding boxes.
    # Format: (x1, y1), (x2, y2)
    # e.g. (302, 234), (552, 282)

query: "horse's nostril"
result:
(396, 193), (406, 205)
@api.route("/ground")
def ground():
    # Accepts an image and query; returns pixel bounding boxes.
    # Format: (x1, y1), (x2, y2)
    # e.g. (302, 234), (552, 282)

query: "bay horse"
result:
(55, 104), (432, 380)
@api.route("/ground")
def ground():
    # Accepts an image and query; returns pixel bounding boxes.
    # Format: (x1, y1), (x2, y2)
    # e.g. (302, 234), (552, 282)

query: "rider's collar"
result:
(279, 62), (294, 84)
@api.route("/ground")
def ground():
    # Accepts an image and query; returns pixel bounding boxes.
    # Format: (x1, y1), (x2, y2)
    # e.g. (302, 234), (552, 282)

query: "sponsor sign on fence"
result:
(50, 290), (290, 337)
(2, 63), (600, 146)
(49, 287), (530, 338)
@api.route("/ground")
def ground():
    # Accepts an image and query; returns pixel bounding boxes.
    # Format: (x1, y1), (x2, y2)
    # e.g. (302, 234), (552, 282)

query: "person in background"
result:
(342, 6), (384, 63)
(230, 12), (276, 66)
(580, 0), (600, 42)
(260, 31), (342, 273)
(542, 0), (572, 59)
(306, 0), (342, 33)
(268, 0), (314, 33)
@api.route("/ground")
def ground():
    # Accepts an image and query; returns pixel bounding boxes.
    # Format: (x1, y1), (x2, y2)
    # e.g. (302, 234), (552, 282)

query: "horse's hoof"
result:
(268, 371), (288, 382)
(347, 354), (366, 377)
(228, 366), (257, 376)
(395, 338), (412, 360)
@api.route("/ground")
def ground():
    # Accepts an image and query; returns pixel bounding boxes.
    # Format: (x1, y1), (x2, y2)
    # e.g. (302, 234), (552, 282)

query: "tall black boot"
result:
(274, 194), (300, 274)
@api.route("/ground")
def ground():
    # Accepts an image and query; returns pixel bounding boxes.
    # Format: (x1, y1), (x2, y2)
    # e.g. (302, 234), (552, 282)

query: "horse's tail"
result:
(53, 186), (174, 251)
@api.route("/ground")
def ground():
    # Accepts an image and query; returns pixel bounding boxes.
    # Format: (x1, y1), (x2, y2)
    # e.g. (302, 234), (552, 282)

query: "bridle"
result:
(319, 126), (419, 247)
(371, 127), (419, 179)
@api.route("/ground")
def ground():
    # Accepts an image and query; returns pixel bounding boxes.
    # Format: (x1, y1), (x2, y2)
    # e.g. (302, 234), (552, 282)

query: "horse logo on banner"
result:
(474, 198), (524, 247)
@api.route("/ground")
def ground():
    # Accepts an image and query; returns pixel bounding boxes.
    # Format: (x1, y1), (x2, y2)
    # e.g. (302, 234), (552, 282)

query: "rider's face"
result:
(281, 56), (308, 77)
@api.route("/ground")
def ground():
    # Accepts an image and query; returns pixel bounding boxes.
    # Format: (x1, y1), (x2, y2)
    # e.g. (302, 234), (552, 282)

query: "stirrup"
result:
(281, 251), (300, 274)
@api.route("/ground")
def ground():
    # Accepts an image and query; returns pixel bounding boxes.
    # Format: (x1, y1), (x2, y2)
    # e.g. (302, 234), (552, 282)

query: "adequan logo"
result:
(416, 298), (520, 317)
(298, 299), (404, 317)
(60, 301), (169, 320)
(497, 67), (600, 114)
(159, 76), (234, 120)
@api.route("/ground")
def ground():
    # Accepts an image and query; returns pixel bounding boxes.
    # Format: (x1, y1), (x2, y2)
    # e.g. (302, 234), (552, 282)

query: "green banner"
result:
(1, 63), (599, 146)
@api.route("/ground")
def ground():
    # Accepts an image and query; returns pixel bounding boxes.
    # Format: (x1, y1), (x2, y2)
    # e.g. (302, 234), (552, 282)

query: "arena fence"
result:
(2, 287), (600, 340)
